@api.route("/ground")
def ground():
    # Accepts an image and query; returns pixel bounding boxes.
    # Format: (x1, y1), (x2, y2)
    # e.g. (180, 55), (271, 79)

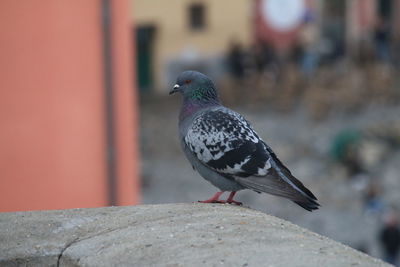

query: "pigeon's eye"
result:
(185, 80), (192, 84)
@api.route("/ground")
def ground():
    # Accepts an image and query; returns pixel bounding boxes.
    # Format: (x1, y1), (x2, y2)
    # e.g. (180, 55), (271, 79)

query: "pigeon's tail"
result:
(293, 199), (320, 211)
(235, 154), (320, 212)
(236, 174), (320, 211)
(277, 167), (320, 212)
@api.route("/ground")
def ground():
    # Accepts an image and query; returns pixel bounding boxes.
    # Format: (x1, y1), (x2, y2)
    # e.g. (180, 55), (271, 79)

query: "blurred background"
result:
(1, 0), (400, 265)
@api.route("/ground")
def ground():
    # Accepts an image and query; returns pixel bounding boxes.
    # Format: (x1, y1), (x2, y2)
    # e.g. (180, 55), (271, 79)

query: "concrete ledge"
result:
(0, 203), (389, 266)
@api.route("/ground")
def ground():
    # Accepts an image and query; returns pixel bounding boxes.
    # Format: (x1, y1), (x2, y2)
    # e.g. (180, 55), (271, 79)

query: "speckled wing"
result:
(184, 108), (272, 178)
(184, 107), (320, 211)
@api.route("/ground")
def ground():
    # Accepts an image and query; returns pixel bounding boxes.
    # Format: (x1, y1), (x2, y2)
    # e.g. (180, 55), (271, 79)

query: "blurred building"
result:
(257, 0), (400, 58)
(131, 0), (253, 93)
(132, 0), (400, 93)
(0, 0), (140, 211)
(346, 0), (400, 55)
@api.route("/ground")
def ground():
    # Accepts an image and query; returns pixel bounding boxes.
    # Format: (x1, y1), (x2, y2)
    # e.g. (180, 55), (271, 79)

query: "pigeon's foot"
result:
(226, 191), (242, 205)
(198, 191), (224, 204)
(198, 200), (242, 205)
(198, 200), (225, 204)
(198, 191), (242, 205)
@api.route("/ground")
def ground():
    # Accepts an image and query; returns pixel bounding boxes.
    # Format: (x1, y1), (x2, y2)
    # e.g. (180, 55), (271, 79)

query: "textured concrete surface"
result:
(0, 204), (390, 266)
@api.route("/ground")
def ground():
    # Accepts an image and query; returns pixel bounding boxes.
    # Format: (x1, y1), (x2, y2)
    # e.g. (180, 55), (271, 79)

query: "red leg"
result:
(199, 191), (225, 203)
(226, 191), (242, 205)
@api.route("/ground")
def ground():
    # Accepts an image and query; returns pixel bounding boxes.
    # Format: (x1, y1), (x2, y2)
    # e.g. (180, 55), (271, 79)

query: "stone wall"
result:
(0, 204), (390, 266)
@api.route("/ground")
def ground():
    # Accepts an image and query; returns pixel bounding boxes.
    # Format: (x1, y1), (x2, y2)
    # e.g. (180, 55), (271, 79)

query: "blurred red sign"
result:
(255, 0), (310, 51)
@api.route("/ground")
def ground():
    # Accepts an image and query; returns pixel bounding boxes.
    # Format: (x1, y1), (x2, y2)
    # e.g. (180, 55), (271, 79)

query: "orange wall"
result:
(111, 0), (140, 205)
(0, 0), (139, 211)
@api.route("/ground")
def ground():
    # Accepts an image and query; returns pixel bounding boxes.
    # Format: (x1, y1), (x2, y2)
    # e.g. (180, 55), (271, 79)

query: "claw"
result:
(227, 200), (242, 206)
(198, 200), (224, 204)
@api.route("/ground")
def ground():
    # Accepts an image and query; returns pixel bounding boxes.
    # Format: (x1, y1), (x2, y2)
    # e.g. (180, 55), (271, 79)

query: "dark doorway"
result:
(378, 0), (392, 20)
(136, 26), (156, 91)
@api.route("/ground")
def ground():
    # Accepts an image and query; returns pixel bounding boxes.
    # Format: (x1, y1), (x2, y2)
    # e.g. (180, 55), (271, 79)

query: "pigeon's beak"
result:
(169, 84), (180, 95)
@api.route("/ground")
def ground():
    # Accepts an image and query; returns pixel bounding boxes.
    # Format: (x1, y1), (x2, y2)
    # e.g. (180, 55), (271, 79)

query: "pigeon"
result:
(169, 71), (319, 211)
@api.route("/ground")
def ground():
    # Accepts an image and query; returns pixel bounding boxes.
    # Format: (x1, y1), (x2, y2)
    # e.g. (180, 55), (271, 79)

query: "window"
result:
(188, 4), (206, 31)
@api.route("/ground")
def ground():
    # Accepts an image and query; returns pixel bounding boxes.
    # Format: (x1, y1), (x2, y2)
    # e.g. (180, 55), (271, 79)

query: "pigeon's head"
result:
(170, 71), (219, 103)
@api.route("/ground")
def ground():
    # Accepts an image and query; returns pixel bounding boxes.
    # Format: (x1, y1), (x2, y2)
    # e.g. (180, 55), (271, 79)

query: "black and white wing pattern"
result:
(184, 107), (320, 211)
(184, 108), (271, 178)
